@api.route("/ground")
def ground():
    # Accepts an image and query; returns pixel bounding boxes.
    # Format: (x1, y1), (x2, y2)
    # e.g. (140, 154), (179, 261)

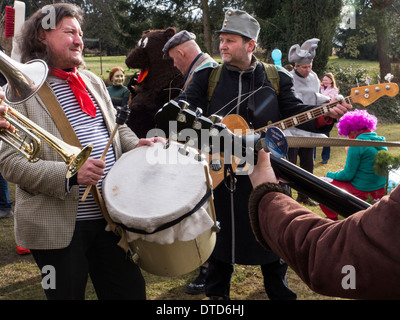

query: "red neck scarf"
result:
(51, 67), (97, 118)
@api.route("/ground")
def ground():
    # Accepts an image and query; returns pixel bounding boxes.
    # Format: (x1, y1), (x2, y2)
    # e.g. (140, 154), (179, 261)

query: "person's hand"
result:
(249, 149), (279, 188)
(137, 137), (166, 147)
(325, 101), (352, 119)
(76, 158), (106, 186)
(0, 104), (15, 132)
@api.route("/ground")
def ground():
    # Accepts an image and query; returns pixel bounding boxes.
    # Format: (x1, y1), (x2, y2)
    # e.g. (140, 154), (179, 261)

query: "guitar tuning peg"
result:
(192, 108), (203, 130)
(164, 132), (178, 149)
(178, 136), (191, 156)
(195, 144), (211, 161)
(178, 100), (190, 110)
(194, 152), (206, 162)
(356, 78), (359, 87)
(163, 139), (171, 149)
(177, 100), (190, 123)
(195, 108), (203, 117)
(210, 115), (222, 124)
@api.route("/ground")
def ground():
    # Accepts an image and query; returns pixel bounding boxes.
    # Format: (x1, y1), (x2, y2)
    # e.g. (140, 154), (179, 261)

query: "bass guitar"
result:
(154, 102), (370, 217)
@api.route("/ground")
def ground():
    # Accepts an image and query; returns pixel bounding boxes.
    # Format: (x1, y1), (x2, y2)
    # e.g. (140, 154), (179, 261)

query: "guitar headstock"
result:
(154, 100), (288, 161)
(155, 99), (223, 131)
(154, 100), (227, 149)
(350, 82), (399, 106)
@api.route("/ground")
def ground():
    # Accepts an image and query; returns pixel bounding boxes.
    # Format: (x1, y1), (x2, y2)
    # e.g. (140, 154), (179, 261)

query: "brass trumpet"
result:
(0, 50), (92, 178)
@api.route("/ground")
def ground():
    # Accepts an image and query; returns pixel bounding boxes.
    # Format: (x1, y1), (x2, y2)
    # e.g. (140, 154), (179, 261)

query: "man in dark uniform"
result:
(174, 9), (351, 300)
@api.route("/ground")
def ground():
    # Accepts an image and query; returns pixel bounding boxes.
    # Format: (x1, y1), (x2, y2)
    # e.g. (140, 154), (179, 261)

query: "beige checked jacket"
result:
(0, 69), (139, 250)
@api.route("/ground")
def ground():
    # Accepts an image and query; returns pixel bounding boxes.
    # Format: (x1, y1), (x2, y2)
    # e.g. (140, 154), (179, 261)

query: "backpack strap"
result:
(207, 61), (282, 101)
(262, 62), (280, 95)
(207, 63), (223, 101)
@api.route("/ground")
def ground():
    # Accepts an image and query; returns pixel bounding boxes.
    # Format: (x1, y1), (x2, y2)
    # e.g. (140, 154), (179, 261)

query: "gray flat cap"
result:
(162, 30), (196, 58)
(216, 8), (260, 42)
(288, 38), (320, 65)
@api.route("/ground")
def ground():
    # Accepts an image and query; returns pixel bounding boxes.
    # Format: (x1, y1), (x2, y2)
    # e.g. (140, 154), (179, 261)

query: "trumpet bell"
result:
(0, 50), (48, 104)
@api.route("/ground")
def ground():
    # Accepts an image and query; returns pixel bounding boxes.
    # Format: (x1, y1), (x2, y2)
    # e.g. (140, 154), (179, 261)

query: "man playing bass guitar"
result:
(173, 8), (351, 300)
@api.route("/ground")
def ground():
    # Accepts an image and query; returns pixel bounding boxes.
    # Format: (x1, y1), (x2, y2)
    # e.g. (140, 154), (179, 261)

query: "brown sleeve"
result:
(248, 183), (400, 299)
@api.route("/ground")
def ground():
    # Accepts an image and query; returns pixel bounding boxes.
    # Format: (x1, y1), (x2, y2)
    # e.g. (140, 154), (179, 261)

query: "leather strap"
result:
(37, 84), (81, 147)
(36, 83), (132, 255)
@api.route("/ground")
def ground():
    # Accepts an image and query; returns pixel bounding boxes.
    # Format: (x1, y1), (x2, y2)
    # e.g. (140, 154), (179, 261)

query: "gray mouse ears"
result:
(288, 38), (320, 65)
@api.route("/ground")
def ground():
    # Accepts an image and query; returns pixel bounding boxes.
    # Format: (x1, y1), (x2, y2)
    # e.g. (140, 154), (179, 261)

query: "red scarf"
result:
(51, 67), (97, 118)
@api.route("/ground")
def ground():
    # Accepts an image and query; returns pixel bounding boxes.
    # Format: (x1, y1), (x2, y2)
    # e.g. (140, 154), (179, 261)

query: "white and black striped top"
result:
(50, 81), (116, 221)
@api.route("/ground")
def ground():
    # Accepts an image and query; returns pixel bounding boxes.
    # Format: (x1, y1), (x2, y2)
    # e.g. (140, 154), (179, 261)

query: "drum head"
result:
(103, 142), (214, 243)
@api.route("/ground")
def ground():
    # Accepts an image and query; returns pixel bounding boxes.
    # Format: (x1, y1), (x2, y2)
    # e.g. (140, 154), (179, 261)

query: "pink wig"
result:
(336, 109), (378, 137)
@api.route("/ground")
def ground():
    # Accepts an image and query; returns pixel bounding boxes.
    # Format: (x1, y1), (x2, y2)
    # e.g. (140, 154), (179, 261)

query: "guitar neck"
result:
(255, 96), (353, 133)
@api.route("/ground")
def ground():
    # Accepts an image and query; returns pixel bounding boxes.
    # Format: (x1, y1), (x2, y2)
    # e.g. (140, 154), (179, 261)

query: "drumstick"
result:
(81, 104), (130, 202)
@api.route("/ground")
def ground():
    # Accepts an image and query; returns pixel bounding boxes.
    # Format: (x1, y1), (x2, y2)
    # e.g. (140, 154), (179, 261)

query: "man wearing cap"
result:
(163, 30), (216, 91)
(163, 31), (216, 295)
(173, 8), (351, 300)
(286, 39), (331, 206)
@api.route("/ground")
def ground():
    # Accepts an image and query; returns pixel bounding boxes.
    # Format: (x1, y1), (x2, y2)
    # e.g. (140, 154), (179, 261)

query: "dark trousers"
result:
(31, 219), (146, 300)
(288, 147), (314, 199)
(205, 256), (297, 300)
(0, 173), (12, 210)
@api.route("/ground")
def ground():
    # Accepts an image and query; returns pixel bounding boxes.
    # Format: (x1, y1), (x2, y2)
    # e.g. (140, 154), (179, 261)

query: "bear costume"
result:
(125, 27), (185, 138)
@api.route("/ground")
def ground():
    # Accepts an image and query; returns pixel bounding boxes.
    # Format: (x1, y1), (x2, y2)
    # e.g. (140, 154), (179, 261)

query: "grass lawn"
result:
(1, 56), (399, 300)
(2, 124), (400, 300)
(84, 55), (137, 80)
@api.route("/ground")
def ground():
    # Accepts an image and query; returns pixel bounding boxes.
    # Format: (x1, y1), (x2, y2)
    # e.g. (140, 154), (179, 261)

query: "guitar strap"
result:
(37, 83), (132, 256)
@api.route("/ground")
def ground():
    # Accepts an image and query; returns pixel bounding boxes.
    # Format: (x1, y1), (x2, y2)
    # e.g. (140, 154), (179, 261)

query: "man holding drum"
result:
(0, 3), (160, 300)
(174, 8), (351, 300)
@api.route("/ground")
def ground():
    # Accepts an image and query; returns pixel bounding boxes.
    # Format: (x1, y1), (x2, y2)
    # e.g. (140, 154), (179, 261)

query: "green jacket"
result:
(327, 132), (387, 191)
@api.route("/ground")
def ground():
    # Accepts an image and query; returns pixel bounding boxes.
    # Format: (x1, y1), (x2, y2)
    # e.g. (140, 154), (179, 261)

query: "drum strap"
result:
(37, 84), (133, 257)
(117, 189), (212, 235)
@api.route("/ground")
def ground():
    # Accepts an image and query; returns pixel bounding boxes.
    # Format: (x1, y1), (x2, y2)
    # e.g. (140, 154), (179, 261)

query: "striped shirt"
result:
(50, 80), (116, 221)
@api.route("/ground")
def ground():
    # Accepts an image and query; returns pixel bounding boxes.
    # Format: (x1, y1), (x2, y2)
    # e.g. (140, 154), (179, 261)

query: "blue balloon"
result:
(271, 49), (282, 66)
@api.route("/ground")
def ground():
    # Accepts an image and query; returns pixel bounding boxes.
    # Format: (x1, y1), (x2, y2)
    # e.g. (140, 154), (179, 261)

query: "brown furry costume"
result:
(125, 27), (184, 138)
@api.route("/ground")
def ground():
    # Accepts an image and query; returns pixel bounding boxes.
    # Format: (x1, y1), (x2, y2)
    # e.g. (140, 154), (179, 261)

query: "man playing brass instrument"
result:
(0, 3), (160, 300)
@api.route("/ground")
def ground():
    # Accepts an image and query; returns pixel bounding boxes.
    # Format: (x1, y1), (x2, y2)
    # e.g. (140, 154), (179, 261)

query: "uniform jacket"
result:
(175, 56), (333, 264)
(249, 182), (400, 299)
(0, 69), (139, 249)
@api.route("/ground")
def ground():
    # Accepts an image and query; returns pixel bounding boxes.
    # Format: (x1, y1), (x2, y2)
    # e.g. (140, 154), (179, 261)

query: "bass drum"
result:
(103, 141), (217, 277)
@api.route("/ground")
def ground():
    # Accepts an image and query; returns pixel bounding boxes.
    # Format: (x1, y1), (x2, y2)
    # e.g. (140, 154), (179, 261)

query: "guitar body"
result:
(221, 114), (251, 135)
(208, 114), (253, 187)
